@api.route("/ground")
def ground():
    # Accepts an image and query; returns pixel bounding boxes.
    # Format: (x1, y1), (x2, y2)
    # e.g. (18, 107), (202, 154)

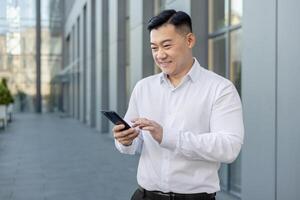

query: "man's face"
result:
(150, 24), (195, 77)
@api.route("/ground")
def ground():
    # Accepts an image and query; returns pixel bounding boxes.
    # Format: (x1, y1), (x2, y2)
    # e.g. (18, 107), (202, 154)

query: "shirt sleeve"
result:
(160, 81), (244, 163)
(114, 82), (144, 155)
(115, 132), (143, 155)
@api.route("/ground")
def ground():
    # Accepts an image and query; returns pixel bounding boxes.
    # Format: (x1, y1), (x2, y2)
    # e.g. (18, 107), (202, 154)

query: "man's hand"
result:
(113, 124), (139, 146)
(132, 118), (163, 143)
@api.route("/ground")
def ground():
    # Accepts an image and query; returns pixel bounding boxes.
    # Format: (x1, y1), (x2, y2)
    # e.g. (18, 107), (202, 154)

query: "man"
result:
(113, 9), (244, 200)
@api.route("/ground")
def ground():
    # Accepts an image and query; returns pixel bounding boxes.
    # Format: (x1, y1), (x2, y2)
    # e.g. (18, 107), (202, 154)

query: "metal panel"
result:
(242, 0), (277, 199)
(191, 0), (208, 67)
(277, 0), (300, 199)
(108, 0), (127, 116)
(164, 0), (191, 13)
(79, 7), (85, 122)
(129, 0), (154, 91)
(95, 0), (109, 132)
(90, 0), (96, 127)
(142, 0), (155, 78)
(85, 0), (92, 125)
(74, 20), (79, 119)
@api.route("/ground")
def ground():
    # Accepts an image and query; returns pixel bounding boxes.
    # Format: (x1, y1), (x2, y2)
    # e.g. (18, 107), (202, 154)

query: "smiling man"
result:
(113, 10), (244, 200)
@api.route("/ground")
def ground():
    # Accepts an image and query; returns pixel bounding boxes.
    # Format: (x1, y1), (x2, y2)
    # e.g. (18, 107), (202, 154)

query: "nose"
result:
(156, 49), (167, 60)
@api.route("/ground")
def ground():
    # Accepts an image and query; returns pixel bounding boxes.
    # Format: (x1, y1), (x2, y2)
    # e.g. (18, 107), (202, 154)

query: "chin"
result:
(161, 68), (171, 74)
(160, 66), (173, 73)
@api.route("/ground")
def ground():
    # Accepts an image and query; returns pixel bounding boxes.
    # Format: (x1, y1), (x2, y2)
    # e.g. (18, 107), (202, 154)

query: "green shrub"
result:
(0, 79), (14, 104)
(0, 82), (10, 105)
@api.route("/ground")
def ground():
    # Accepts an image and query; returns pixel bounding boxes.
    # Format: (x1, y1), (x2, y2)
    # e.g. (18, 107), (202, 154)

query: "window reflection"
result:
(219, 163), (229, 191)
(230, 29), (242, 94)
(208, 0), (243, 197)
(209, 0), (229, 33)
(0, 0), (62, 112)
(231, 0), (243, 26)
(208, 35), (226, 77)
(230, 154), (242, 195)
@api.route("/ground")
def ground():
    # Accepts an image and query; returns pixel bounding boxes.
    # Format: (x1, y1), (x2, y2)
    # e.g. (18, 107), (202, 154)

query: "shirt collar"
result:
(159, 73), (168, 84)
(159, 58), (201, 84)
(186, 58), (201, 83)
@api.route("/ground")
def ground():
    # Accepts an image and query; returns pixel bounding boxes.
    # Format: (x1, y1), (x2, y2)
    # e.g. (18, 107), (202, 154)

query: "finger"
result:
(120, 139), (133, 146)
(121, 133), (138, 141)
(140, 118), (150, 124)
(141, 126), (155, 131)
(118, 131), (139, 144)
(131, 118), (139, 123)
(117, 136), (132, 145)
(131, 117), (149, 124)
(127, 130), (139, 139)
(132, 123), (139, 128)
(134, 118), (150, 127)
(114, 131), (124, 139)
(122, 128), (137, 137)
(114, 128), (136, 139)
(112, 124), (125, 132)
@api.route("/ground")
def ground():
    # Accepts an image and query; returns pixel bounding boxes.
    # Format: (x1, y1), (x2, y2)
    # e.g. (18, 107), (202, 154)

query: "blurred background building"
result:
(0, 0), (62, 112)
(0, 0), (299, 199)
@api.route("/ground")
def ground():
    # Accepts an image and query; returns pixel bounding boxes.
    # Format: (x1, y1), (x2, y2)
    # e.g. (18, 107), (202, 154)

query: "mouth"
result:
(158, 61), (172, 68)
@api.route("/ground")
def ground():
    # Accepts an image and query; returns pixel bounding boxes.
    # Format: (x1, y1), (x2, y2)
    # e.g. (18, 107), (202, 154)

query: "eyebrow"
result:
(150, 39), (173, 45)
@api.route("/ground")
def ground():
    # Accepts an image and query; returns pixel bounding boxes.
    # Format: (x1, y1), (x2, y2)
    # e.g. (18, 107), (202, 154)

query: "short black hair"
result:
(147, 9), (192, 33)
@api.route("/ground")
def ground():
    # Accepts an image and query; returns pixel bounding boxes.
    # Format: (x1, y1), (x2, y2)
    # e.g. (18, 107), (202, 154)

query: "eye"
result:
(163, 44), (171, 49)
(151, 46), (158, 51)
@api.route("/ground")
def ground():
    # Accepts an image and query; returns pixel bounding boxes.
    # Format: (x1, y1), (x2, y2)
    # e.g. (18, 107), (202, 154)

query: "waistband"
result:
(138, 186), (216, 200)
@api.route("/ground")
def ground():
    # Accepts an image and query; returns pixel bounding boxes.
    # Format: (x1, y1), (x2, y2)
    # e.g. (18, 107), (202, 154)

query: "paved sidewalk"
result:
(0, 113), (139, 200)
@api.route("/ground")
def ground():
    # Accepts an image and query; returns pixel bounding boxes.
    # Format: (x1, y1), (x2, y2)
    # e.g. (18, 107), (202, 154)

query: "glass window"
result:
(230, 29), (242, 94)
(0, 0), (37, 112)
(208, 35), (226, 77)
(230, 154), (242, 195)
(209, 0), (229, 33)
(219, 163), (229, 191)
(231, 0), (243, 26)
(160, 0), (166, 10)
(208, 0), (243, 198)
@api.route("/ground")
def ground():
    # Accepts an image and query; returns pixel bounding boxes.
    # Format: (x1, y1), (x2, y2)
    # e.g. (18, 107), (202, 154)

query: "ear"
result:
(186, 33), (196, 48)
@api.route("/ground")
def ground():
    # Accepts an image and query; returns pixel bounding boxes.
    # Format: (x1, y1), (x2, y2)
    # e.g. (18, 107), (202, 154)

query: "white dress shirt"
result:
(115, 59), (244, 194)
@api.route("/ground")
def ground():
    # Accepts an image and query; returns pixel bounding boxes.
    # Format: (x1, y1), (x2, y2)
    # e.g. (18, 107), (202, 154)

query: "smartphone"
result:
(101, 111), (131, 130)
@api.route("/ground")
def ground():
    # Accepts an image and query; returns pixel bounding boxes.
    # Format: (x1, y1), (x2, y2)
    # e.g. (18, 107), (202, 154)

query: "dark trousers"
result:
(130, 188), (216, 200)
(131, 189), (151, 200)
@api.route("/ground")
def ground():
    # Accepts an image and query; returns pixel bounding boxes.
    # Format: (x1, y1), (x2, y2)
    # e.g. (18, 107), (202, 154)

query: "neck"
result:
(168, 58), (194, 87)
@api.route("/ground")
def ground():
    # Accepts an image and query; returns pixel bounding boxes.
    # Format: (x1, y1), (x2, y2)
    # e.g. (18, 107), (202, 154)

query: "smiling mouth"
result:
(159, 61), (172, 67)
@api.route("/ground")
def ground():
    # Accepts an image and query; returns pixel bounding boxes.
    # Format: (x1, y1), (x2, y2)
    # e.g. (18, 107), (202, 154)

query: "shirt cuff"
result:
(115, 139), (136, 155)
(160, 127), (180, 151)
